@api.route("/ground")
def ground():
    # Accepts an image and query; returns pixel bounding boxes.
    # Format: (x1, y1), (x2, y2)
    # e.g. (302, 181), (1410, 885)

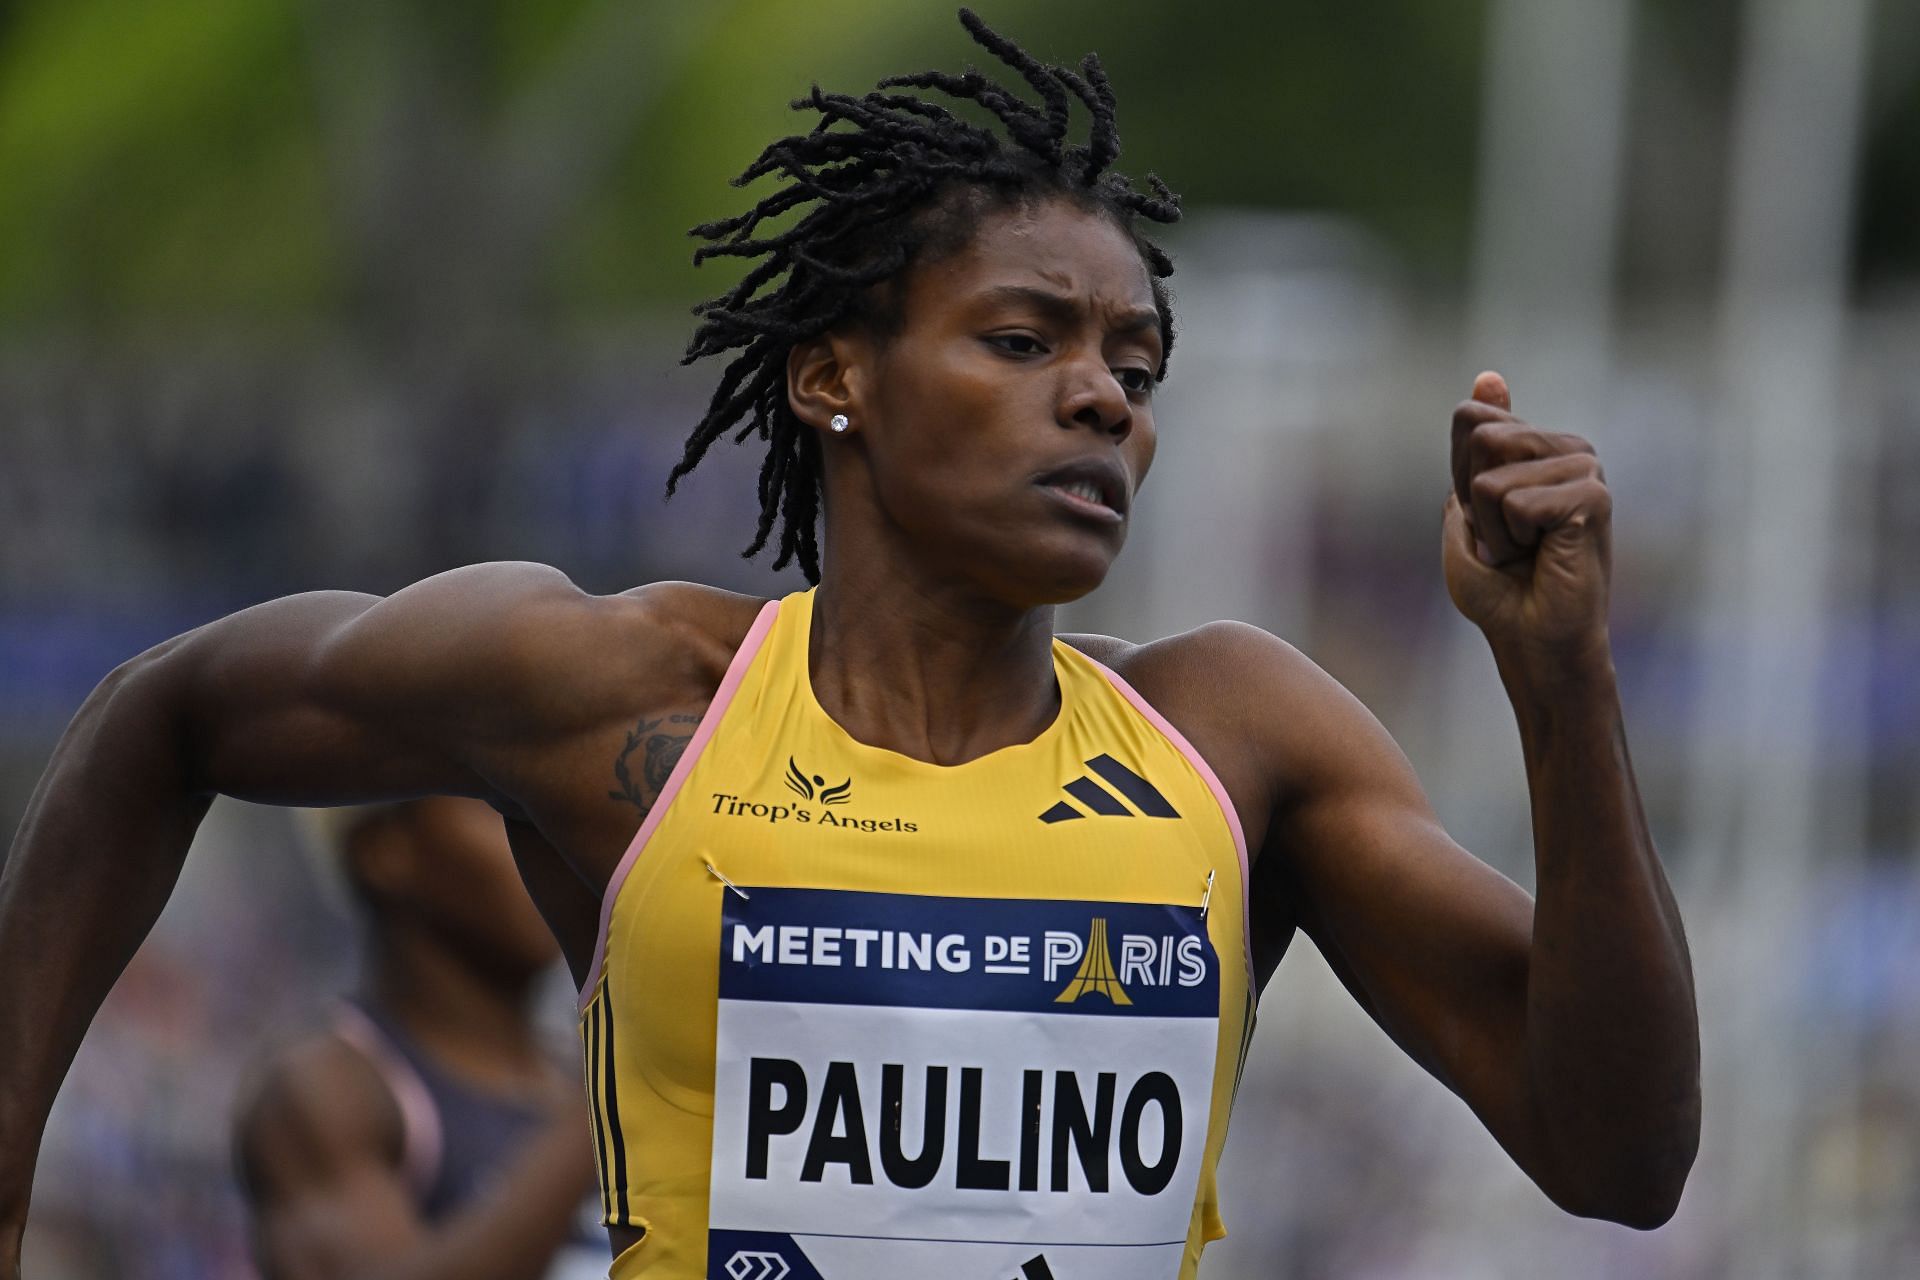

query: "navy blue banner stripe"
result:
(720, 888), (1218, 1017)
(1086, 754), (1180, 818)
(707, 1230), (828, 1280)
(788, 1229), (1188, 1248)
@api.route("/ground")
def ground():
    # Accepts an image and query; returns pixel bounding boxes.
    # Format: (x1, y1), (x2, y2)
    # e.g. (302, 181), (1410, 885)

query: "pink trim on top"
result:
(578, 598), (782, 1011)
(1083, 656), (1254, 978)
(331, 1001), (443, 1198)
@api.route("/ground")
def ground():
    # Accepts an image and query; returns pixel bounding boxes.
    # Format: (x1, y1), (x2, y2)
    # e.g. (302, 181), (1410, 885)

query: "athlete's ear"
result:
(787, 329), (870, 436)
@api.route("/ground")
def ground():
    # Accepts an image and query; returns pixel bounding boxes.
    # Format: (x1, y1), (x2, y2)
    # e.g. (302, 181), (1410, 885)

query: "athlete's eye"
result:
(985, 333), (1047, 356)
(1115, 366), (1156, 395)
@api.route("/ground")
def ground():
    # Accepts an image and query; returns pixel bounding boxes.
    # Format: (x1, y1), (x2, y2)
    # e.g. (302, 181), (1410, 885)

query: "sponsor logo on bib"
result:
(783, 757), (851, 805)
(707, 888), (1220, 1278)
(723, 1249), (793, 1280)
(709, 761), (918, 834)
(1038, 753), (1182, 824)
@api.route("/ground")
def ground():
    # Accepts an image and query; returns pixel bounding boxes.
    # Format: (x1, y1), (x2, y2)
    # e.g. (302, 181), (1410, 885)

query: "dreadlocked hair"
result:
(670, 7), (1181, 584)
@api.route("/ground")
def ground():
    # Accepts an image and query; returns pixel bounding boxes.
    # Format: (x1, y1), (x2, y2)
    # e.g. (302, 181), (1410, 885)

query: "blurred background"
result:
(3, 0), (1918, 1275)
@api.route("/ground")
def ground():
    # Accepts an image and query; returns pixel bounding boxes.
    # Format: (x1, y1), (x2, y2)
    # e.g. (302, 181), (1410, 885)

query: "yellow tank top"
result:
(578, 589), (1253, 1280)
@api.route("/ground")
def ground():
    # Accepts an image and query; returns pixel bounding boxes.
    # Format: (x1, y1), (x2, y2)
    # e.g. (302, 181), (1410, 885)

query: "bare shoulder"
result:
(233, 1033), (400, 1193)
(1061, 621), (1394, 831)
(496, 574), (768, 735)
(1061, 619), (1337, 730)
(611, 579), (769, 689)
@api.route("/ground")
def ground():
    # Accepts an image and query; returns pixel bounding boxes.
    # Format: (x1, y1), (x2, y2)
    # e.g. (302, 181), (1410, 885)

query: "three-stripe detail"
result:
(581, 981), (632, 1225)
(1039, 753), (1181, 823)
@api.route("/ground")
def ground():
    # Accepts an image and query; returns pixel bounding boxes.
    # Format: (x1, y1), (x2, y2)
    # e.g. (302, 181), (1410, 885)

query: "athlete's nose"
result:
(1059, 359), (1132, 442)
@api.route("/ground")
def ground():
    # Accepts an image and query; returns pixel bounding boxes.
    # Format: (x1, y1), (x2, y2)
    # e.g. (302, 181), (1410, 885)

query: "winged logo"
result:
(784, 757), (852, 805)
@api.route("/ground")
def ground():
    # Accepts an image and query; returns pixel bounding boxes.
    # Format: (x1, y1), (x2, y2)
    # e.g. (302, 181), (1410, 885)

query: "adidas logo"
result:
(1038, 753), (1180, 823)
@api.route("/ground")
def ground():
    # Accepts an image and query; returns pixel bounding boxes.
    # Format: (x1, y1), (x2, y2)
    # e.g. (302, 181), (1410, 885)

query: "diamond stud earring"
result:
(829, 414), (850, 433)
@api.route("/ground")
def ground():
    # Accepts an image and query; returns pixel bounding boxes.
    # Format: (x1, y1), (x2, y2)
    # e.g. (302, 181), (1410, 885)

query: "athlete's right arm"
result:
(0, 562), (614, 1273)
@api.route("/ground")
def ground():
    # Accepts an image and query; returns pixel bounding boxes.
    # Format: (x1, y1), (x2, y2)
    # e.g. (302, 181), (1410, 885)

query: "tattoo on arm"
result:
(608, 714), (700, 814)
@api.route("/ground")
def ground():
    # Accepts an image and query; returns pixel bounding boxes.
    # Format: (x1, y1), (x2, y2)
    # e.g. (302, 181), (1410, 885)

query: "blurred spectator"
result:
(231, 798), (604, 1280)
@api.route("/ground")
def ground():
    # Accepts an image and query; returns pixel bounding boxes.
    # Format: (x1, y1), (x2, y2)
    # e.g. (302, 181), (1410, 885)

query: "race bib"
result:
(708, 888), (1219, 1279)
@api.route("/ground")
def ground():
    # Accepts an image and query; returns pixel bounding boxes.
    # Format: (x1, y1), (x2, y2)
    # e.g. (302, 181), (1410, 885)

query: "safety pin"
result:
(705, 860), (750, 899)
(1200, 868), (1216, 918)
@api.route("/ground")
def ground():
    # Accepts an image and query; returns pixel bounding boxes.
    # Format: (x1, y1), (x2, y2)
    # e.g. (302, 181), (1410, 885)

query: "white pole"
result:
(1439, 0), (1635, 863)
(1685, 0), (1875, 1274)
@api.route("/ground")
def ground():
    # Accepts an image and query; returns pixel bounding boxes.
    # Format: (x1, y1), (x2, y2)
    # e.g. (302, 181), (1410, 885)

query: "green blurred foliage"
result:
(570, 0), (1491, 311)
(0, 0), (1492, 325)
(0, 0), (1910, 326)
(0, 0), (333, 320)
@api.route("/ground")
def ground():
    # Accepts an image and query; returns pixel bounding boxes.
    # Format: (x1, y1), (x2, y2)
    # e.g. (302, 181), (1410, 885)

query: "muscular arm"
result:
(235, 1039), (597, 1280)
(1177, 375), (1697, 1228)
(0, 563), (679, 1268)
(1231, 626), (1695, 1226)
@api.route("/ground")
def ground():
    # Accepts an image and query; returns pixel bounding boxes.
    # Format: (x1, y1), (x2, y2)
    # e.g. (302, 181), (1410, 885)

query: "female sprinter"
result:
(0, 11), (1698, 1279)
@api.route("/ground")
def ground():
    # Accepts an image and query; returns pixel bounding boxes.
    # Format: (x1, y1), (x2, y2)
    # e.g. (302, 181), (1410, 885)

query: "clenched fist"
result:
(1443, 372), (1612, 660)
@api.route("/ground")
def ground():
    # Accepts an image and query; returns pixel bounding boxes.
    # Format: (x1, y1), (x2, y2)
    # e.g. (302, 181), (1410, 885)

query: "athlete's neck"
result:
(362, 924), (552, 1095)
(809, 564), (1060, 766)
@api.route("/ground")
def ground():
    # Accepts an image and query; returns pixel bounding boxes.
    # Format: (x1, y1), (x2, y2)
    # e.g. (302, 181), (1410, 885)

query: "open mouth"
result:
(1035, 462), (1128, 522)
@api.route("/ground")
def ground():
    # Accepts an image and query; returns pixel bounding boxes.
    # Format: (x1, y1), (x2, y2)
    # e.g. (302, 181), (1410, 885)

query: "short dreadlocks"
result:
(670, 7), (1181, 583)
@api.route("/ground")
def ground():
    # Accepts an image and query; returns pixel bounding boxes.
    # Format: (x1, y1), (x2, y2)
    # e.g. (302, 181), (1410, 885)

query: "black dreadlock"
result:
(670, 7), (1181, 584)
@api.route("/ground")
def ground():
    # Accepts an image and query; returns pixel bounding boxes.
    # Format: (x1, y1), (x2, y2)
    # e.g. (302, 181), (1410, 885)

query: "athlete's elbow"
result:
(80, 641), (180, 736)
(1548, 1130), (1697, 1229)
(64, 636), (204, 786)
(1573, 1180), (1686, 1231)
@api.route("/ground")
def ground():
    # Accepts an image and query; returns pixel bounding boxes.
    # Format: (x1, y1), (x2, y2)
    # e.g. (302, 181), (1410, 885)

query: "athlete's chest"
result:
(610, 739), (1240, 1276)
(606, 673), (1246, 1087)
(617, 605), (1246, 976)
(683, 735), (1225, 897)
(582, 595), (1254, 1277)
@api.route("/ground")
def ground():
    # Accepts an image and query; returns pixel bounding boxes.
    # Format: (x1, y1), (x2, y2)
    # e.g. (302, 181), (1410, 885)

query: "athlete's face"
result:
(830, 198), (1164, 605)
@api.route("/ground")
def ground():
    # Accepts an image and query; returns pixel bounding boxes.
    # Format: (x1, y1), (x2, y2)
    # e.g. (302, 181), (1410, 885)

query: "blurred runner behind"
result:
(234, 797), (605, 1280)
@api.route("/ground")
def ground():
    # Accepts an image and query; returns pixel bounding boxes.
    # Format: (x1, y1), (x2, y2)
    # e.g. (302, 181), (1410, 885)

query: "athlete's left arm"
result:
(1224, 373), (1698, 1228)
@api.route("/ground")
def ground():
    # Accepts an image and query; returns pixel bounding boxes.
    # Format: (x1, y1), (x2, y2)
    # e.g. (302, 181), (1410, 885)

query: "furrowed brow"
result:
(978, 284), (1081, 324)
(978, 285), (1160, 337)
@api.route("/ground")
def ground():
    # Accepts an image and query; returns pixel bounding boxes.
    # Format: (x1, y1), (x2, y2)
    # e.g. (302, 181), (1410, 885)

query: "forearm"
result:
(1499, 639), (1699, 1224)
(0, 645), (211, 1218)
(243, 1035), (599, 1280)
(401, 1120), (594, 1280)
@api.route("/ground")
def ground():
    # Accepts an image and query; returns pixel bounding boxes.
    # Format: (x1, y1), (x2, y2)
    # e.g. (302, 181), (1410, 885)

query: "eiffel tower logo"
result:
(1053, 918), (1132, 1006)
